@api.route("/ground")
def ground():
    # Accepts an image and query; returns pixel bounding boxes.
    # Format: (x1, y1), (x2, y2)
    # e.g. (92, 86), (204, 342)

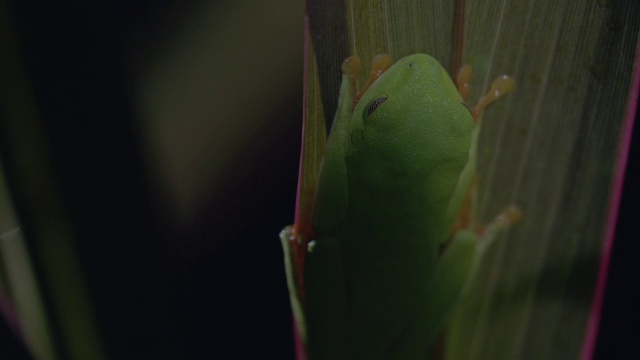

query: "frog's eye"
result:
(461, 102), (472, 116)
(367, 96), (388, 116)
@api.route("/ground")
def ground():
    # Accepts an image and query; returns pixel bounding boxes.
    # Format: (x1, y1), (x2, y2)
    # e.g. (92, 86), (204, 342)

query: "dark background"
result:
(0, 1), (638, 359)
(0, 0), (299, 359)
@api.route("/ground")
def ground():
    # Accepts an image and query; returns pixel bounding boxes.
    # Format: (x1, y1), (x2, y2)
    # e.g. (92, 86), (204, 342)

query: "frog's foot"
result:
(341, 55), (361, 80)
(472, 75), (516, 121)
(455, 65), (516, 122)
(355, 54), (393, 104)
(281, 226), (307, 299)
(280, 226), (309, 342)
(456, 65), (473, 103)
(477, 205), (522, 248)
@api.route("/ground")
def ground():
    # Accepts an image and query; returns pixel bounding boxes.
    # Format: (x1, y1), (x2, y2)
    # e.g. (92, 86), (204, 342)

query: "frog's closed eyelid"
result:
(367, 96), (388, 116)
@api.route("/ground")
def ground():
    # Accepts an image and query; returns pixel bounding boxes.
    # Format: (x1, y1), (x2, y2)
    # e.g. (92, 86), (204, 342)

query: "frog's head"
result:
(345, 54), (473, 197)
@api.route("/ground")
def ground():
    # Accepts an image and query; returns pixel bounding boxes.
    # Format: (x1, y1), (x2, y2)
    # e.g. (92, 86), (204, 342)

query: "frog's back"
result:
(334, 53), (473, 358)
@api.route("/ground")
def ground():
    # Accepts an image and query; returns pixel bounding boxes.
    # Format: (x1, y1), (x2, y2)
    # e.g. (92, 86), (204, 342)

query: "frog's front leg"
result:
(303, 238), (350, 359)
(281, 231), (352, 360)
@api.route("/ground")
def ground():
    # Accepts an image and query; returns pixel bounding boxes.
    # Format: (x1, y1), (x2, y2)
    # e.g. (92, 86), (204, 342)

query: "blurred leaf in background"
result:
(1, 0), (303, 359)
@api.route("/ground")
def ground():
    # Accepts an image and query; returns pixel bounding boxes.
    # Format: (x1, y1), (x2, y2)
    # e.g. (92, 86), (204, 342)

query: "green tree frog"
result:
(281, 53), (518, 360)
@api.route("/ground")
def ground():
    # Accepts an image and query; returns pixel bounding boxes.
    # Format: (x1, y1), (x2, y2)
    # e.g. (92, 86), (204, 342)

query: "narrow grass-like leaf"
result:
(0, 3), (108, 359)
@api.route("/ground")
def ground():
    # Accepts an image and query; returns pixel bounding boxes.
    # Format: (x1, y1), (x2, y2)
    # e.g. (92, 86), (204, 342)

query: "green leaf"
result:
(299, 0), (640, 358)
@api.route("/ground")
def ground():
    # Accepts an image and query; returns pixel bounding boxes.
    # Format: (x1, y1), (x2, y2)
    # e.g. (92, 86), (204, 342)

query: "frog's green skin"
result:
(282, 54), (499, 360)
